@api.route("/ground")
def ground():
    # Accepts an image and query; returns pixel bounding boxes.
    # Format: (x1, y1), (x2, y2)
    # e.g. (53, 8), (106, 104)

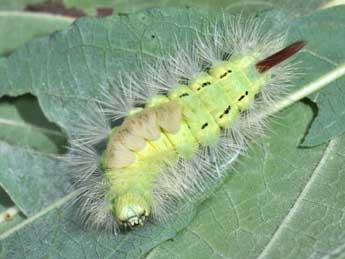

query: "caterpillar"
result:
(65, 15), (304, 232)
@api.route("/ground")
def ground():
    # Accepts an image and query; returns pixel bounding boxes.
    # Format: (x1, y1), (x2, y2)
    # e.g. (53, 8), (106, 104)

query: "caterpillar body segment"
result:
(65, 15), (305, 232)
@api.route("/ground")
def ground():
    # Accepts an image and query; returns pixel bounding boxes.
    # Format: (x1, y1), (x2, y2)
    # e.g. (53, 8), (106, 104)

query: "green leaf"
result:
(0, 95), (67, 153)
(0, 141), (71, 216)
(64, 0), (327, 15)
(0, 6), (345, 259)
(0, 10), (71, 158)
(0, 11), (73, 56)
(0, 196), (196, 258)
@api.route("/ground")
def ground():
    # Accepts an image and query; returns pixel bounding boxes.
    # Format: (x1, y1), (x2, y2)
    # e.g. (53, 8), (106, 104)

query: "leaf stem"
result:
(263, 63), (345, 117)
(0, 191), (78, 240)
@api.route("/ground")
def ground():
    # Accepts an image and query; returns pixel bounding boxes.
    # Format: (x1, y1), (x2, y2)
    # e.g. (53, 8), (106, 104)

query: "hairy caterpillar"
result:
(65, 15), (305, 232)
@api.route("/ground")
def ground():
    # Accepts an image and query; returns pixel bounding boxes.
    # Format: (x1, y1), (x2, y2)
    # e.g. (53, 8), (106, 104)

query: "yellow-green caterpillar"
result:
(65, 16), (304, 232)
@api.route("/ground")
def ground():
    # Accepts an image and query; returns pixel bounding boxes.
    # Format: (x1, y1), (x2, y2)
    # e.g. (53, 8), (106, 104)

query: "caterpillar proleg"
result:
(65, 14), (305, 232)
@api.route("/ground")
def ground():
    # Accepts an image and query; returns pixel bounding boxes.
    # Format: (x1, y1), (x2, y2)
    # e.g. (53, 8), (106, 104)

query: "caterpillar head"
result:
(114, 191), (150, 228)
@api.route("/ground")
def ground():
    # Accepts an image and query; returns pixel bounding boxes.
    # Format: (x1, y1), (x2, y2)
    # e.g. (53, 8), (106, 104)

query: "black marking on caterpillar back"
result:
(202, 82), (211, 87)
(238, 91), (249, 101)
(220, 72), (227, 79)
(224, 105), (231, 114)
(219, 105), (232, 118)
(179, 93), (189, 98)
(201, 122), (209, 129)
(197, 81), (211, 91)
(220, 70), (232, 79)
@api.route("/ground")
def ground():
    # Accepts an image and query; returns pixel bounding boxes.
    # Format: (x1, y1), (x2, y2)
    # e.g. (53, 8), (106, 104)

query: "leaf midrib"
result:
(256, 137), (338, 259)
(0, 117), (64, 137)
